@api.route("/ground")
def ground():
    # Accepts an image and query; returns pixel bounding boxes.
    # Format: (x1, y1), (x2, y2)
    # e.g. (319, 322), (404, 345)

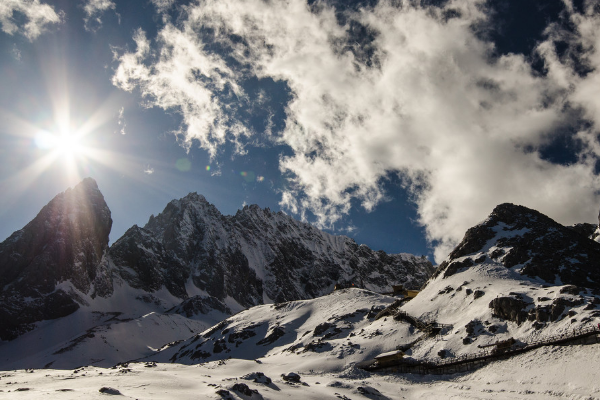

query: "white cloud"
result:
(117, 106), (126, 135)
(150, 0), (175, 14)
(144, 166), (154, 175)
(112, 25), (250, 158)
(0, 0), (62, 41)
(11, 44), (21, 61)
(83, 0), (116, 32)
(114, 0), (600, 262)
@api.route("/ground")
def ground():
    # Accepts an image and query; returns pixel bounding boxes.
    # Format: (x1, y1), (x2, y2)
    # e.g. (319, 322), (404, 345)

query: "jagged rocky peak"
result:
(0, 178), (112, 340)
(109, 191), (434, 307)
(432, 203), (600, 290)
(0, 177), (112, 294)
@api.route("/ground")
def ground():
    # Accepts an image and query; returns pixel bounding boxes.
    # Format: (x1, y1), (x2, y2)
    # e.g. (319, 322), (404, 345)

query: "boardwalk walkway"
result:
(360, 325), (600, 375)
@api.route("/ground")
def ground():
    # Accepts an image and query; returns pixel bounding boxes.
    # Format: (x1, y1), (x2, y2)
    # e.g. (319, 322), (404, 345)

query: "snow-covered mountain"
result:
(399, 202), (600, 362)
(109, 191), (433, 308)
(0, 178), (433, 368)
(127, 202), (600, 379)
(3, 196), (600, 399)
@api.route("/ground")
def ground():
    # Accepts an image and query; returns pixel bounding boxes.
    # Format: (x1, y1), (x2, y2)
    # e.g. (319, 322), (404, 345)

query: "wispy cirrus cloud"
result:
(117, 106), (126, 135)
(83, 0), (116, 32)
(0, 0), (63, 41)
(113, 0), (600, 262)
(150, 0), (175, 14)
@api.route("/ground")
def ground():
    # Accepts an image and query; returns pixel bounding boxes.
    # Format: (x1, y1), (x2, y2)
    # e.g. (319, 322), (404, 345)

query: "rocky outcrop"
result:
(489, 296), (529, 325)
(0, 178), (112, 340)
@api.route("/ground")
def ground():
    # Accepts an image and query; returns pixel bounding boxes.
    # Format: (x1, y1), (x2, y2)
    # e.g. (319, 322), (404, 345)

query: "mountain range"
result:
(0, 178), (432, 367)
(1, 178), (600, 376)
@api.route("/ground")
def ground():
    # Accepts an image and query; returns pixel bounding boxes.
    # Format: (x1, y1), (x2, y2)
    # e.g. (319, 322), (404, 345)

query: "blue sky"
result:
(1, 0), (600, 263)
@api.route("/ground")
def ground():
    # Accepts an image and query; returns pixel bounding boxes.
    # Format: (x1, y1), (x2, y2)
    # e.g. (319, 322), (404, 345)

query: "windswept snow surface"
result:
(0, 278), (230, 370)
(400, 255), (600, 364)
(150, 289), (407, 370)
(2, 343), (600, 399)
(2, 289), (600, 398)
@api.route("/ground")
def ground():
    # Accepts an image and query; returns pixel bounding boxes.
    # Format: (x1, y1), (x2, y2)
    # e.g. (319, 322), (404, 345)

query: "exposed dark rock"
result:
(473, 290), (485, 299)
(231, 383), (258, 396)
(438, 285), (454, 295)
(0, 180), (435, 342)
(437, 258), (474, 279)
(0, 178), (112, 294)
(465, 320), (481, 335)
(314, 322), (334, 336)
(216, 389), (233, 399)
(256, 326), (285, 346)
(242, 372), (272, 385)
(228, 325), (259, 343)
(553, 296), (585, 307)
(357, 386), (383, 397)
(281, 372), (301, 383)
(489, 297), (529, 325)
(533, 322), (545, 330)
(490, 248), (505, 259)
(213, 339), (227, 353)
(474, 255), (486, 263)
(99, 387), (122, 395)
(528, 305), (551, 323)
(569, 223), (597, 238)
(560, 285), (583, 295)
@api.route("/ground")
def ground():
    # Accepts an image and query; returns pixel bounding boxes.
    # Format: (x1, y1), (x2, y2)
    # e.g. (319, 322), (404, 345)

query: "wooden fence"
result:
(362, 325), (600, 375)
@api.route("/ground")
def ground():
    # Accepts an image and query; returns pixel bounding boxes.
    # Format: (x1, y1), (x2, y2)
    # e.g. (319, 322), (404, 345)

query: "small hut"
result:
(374, 350), (405, 367)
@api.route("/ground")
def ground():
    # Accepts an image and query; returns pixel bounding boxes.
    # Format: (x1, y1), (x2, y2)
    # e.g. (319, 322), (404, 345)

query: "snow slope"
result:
(2, 342), (599, 399)
(150, 288), (415, 372)
(0, 278), (230, 370)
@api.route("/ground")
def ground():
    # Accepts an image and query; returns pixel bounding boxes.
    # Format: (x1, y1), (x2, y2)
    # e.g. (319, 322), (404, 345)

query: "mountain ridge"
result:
(0, 178), (434, 343)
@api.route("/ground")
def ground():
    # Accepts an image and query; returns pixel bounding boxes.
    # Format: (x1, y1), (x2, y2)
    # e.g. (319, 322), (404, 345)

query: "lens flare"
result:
(176, 158), (192, 172)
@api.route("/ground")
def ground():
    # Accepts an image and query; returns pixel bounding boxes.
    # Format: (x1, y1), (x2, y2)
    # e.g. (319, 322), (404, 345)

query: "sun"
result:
(53, 132), (83, 157)
(35, 129), (86, 157)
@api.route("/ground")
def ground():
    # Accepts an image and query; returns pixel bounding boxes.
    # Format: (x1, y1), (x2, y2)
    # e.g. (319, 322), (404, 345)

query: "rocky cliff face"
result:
(431, 203), (600, 291)
(0, 178), (112, 340)
(109, 193), (435, 308)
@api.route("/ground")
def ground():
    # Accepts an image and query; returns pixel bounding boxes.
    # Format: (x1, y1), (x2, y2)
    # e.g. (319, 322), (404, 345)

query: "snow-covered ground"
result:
(2, 342), (599, 399)
(2, 262), (600, 399)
